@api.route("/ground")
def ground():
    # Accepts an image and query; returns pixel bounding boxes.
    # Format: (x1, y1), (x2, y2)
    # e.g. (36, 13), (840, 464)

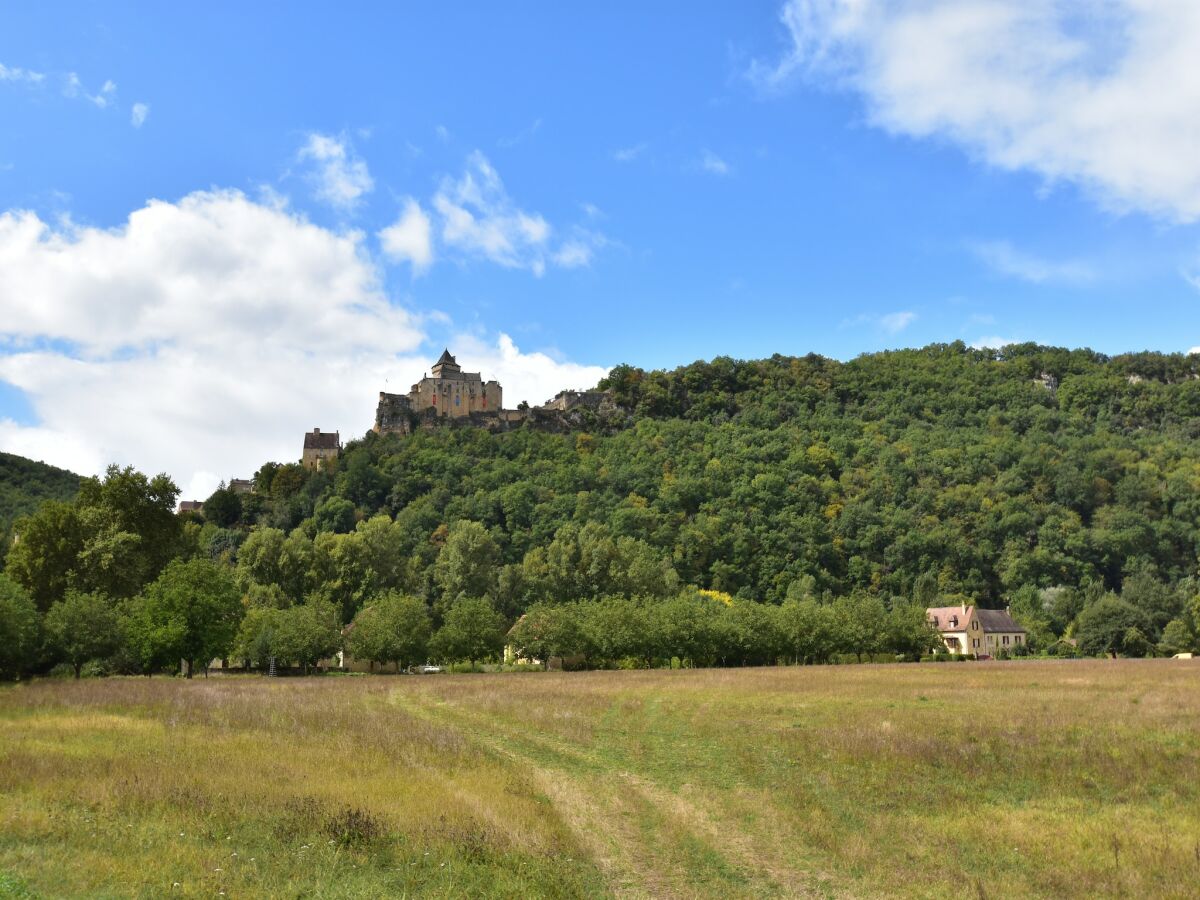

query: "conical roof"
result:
(436, 348), (457, 365)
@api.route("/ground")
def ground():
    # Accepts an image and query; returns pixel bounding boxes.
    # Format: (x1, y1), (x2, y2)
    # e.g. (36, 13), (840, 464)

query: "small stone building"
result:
(927, 605), (1027, 656)
(301, 428), (341, 470)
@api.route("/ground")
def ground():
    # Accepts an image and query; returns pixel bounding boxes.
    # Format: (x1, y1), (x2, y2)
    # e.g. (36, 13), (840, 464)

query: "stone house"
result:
(301, 428), (341, 470)
(927, 605), (1027, 656)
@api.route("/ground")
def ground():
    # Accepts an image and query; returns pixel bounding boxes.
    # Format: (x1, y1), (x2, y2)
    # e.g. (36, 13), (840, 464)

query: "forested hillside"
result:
(220, 341), (1200, 605)
(0, 452), (81, 547)
(4, 342), (1200, 678)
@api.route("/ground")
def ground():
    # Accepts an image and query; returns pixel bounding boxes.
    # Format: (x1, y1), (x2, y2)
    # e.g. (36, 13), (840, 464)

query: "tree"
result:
(887, 599), (942, 660)
(346, 592), (431, 671)
(72, 465), (183, 599)
(5, 467), (182, 608)
(834, 594), (889, 662)
(433, 521), (500, 603)
(232, 605), (281, 670)
(430, 597), (506, 665)
(44, 591), (122, 678)
(203, 486), (243, 528)
(0, 574), (40, 680)
(273, 600), (342, 674)
(137, 558), (243, 677)
(1159, 618), (1197, 656)
(314, 497), (356, 534)
(4, 501), (85, 610)
(507, 602), (588, 668)
(1074, 595), (1153, 658)
(237, 527), (287, 589)
(778, 597), (837, 664)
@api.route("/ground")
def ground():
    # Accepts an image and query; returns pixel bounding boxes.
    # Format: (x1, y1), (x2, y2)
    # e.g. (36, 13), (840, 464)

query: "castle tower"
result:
(430, 349), (461, 378)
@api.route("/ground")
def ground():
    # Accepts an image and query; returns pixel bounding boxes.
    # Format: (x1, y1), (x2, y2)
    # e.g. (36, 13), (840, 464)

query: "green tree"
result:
(4, 501), (85, 610)
(346, 592), (432, 671)
(1074, 595), (1153, 658)
(72, 465), (183, 599)
(582, 597), (652, 665)
(203, 486), (243, 528)
(433, 521), (501, 603)
(237, 527), (287, 589)
(0, 574), (40, 680)
(44, 590), (122, 678)
(274, 600), (342, 674)
(314, 497), (356, 534)
(430, 596), (506, 665)
(137, 558), (243, 677)
(834, 593), (889, 662)
(1159, 618), (1197, 656)
(887, 599), (942, 660)
(507, 602), (588, 668)
(778, 596), (837, 664)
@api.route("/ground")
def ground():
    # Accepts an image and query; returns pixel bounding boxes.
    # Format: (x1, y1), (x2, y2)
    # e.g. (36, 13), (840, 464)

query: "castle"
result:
(373, 349), (613, 436)
(408, 349), (503, 418)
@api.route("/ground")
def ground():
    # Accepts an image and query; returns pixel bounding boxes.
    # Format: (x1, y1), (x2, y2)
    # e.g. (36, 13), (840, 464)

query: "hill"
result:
(183, 342), (1200, 639)
(0, 451), (82, 540)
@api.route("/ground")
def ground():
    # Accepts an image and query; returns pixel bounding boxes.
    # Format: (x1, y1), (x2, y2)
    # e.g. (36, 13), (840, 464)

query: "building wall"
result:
(409, 373), (493, 418)
(302, 447), (339, 471)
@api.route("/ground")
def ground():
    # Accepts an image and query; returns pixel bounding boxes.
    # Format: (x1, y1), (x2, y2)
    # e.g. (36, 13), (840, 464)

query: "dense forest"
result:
(0, 452), (81, 550)
(3, 342), (1200, 678)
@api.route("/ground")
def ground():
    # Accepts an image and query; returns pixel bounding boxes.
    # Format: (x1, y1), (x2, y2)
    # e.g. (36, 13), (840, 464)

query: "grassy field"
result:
(1, 660), (1198, 898)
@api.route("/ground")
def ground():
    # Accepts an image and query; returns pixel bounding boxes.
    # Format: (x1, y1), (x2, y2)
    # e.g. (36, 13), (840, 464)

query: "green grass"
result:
(2, 660), (1199, 897)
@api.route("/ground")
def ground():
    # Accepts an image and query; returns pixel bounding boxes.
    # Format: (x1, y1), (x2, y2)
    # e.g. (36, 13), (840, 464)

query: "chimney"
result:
(961, 603), (967, 614)
(313, 427), (320, 434)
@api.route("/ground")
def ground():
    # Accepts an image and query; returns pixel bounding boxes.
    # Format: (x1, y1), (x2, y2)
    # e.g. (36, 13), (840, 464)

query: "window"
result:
(973, 638), (979, 648)
(1002, 635), (1009, 645)
(1015, 635), (1022, 644)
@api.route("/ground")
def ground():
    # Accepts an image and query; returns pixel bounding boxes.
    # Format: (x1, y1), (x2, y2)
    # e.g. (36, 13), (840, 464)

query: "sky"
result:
(3, 1), (1200, 498)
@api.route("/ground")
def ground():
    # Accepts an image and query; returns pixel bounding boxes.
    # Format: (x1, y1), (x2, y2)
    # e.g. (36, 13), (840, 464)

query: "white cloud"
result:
(0, 62), (45, 84)
(971, 335), (1022, 350)
(0, 190), (610, 499)
(879, 310), (916, 333)
(378, 197), (434, 272)
(753, 1), (1200, 222)
(298, 132), (374, 211)
(131, 102), (149, 128)
(432, 151), (557, 275)
(613, 142), (648, 163)
(1188, 346), (1200, 356)
(697, 149), (731, 176)
(63, 72), (116, 108)
(0, 190), (417, 497)
(968, 239), (1093, 284)
(843, 310), (917, 333)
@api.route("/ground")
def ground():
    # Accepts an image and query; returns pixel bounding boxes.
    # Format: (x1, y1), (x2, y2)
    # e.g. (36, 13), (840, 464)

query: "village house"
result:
(927, 604), (1027, 657)
(301, 427), (341, 470)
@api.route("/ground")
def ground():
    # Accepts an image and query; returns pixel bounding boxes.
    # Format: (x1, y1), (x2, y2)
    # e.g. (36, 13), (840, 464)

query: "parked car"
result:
(408, 664), (443, 674)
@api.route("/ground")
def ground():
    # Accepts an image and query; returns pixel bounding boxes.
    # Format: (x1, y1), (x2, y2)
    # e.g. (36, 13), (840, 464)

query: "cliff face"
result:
(373, 390), (625, 436)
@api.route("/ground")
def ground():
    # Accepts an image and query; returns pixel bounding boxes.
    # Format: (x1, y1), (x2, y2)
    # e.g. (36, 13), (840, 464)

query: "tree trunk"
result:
(73, 662), (82, 679)
(185, 659), (194, 679)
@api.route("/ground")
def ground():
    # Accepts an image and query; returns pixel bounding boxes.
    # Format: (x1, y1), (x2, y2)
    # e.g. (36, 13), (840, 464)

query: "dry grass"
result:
(2, 660), (1199, 897)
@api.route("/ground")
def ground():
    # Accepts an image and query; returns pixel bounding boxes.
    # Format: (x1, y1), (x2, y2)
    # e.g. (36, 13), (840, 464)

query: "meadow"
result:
(1, 659), (1198, 898)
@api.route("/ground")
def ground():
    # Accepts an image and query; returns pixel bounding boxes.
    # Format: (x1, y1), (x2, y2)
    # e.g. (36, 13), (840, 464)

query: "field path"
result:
(390, 684), (825, 899)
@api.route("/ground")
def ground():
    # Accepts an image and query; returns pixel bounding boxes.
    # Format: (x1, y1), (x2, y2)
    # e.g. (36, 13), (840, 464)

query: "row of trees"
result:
(0, 558), (240, 680)
(508, 590), (944, 668)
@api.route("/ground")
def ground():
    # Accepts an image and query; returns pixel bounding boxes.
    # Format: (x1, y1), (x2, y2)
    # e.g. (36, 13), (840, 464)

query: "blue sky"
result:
(3, 1), (1200, 493)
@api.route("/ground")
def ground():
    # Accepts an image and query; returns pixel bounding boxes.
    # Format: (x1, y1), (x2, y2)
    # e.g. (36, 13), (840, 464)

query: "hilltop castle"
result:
(373, 349), (613, 436)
